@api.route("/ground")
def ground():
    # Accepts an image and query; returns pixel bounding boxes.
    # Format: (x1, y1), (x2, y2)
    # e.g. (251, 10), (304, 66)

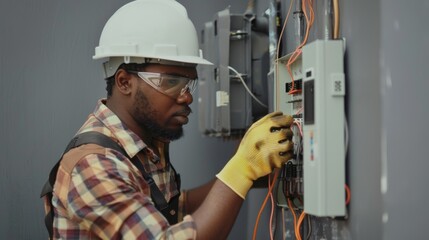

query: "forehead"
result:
(142, 64), (198, 78)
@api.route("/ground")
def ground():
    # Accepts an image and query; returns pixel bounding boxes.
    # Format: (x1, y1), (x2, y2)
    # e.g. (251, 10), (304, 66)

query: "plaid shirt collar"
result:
(91, 99), (149, 158)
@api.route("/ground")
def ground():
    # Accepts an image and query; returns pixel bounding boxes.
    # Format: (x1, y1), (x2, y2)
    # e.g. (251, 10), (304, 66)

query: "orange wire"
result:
(284, 6), (315, 238)
(275, 0), (295, 111)
(287, 198), (298, 239)
(268, 168), (277, 240)
(333, 0), (340, 39)
(255, 1), (317, 239)
(345, 184), (351, 205)
(269, 186), (275, 240)
(252, 170), (280, 240)
(286, 0), (315, 95)
(287, 197), (307, 240)
(296, 211), (307, 240)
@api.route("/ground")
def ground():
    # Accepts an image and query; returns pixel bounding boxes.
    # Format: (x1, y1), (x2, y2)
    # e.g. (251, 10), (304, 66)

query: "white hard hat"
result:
(93, 0), (212, 78)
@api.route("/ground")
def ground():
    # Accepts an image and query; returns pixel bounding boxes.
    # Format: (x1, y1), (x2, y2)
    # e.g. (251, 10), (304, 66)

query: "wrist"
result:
(216, 155), (253, 199)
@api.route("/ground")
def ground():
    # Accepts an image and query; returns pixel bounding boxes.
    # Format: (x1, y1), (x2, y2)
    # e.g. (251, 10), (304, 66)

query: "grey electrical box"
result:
(302, 40), (346, 217)
(198, 7), (270, 137)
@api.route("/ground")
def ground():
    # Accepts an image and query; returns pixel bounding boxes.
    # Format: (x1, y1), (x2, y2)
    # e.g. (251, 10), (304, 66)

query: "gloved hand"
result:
(216, 112), (294, 199)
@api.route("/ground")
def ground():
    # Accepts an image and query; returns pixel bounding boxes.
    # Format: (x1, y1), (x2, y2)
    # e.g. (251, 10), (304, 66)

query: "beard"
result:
(132, 88), (184, 140)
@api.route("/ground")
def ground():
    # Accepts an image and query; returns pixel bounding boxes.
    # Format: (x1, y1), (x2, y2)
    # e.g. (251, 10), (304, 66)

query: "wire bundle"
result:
(285, 0), (315, 95)
(254, 0), (349, 239)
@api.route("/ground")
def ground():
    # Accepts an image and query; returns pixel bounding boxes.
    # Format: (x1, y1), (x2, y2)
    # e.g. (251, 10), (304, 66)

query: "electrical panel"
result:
(302, 40), (345, 216)
(274, 51), (305, 210)
(198, 8), (270, 138)
(275, 39), (346, 217)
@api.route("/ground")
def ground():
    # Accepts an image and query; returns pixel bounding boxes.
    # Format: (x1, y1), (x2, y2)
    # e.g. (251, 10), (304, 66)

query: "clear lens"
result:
(136, 72), (197, 98)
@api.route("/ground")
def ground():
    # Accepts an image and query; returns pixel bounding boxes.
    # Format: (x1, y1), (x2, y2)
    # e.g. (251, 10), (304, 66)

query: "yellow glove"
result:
(216, 112), (294, 199)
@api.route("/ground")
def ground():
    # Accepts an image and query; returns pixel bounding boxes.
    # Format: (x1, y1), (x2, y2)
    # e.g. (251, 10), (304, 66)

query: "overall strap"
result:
(40, 132), (128, 199)
(130, 157), (169, 210)
(70, 132), (170, 211)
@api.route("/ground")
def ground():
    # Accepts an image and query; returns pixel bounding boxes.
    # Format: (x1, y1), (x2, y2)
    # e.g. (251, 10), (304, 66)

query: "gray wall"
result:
(342, 0), (382, 238)
(380, 0), (429, 239)
(1, 0), (429, 239)
(0, 0), (247, 239)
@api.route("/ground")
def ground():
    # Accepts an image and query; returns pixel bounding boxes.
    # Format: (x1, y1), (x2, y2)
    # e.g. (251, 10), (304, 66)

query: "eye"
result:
(167, 78), (179, 86)
(161, 77), (182, 90)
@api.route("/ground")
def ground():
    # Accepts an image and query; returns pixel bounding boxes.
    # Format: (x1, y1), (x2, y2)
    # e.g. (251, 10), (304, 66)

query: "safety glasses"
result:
(128, 71), (197, 99)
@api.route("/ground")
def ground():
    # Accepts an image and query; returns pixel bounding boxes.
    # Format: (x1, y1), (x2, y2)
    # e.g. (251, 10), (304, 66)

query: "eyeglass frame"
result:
(127, 70), (198, 99)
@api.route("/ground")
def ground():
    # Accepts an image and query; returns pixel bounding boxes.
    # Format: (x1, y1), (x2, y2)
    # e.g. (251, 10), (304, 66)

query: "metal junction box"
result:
(198, 8), (270, 137)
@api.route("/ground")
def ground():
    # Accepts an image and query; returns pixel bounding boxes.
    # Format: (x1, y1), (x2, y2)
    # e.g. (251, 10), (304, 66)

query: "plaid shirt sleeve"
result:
(62, 151), (197, 239)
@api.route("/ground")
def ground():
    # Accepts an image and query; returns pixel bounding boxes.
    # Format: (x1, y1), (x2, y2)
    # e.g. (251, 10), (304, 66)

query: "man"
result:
(42, 0), (294, 239)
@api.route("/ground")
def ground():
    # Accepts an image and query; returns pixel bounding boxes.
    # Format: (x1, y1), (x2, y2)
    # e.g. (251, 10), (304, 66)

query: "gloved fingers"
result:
(273, 151), (293, 168)
(269, 114), (294, 128)
(266, 129), (293, 150)
(268, 140), (294, 168)
(272, 128), (293, 140)
(278, 139), (294, 152)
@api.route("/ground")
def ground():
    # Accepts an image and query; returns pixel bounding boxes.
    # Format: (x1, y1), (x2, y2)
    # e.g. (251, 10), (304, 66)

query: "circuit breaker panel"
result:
(275, 39), (346, 217)
(274, 50), (305, 209)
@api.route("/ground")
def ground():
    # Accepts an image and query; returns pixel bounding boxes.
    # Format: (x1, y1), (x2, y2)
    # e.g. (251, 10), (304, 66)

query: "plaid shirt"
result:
(48, 99), (196, 239)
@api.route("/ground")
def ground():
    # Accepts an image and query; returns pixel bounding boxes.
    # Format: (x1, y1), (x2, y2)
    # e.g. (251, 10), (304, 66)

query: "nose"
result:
(176, 91), (193, 105)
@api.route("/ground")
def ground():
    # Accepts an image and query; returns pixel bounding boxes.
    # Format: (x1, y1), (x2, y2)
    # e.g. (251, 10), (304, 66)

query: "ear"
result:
(114, 69), (134, 95)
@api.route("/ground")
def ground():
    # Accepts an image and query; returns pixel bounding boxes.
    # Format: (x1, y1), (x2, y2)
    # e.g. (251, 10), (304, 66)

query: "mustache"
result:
(175, 107), (192, 116)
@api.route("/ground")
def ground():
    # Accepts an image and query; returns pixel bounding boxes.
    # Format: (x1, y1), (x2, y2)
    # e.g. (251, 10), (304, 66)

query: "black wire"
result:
(271, 205), (278, 239)
(306, 215), (312, 240)
(283, 181), (288, 203)
(276, 166), (286, 205)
